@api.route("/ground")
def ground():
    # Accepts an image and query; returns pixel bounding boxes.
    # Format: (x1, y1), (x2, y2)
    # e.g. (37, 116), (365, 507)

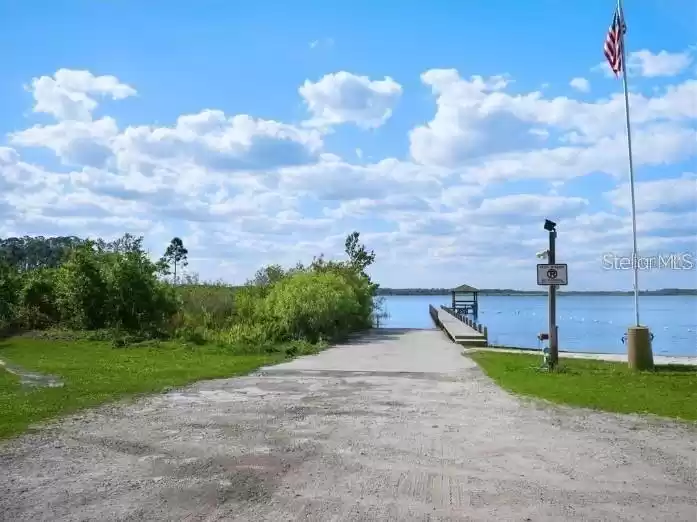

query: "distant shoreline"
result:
(376, 288), (697, 297)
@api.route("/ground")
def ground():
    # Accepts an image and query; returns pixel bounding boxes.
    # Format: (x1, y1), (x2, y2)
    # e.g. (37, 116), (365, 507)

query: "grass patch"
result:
(0, 336), (319, 440)
(469, 351), (697, 421)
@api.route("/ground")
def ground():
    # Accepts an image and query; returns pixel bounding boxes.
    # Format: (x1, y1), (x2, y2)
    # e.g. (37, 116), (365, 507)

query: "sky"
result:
(1, 0), (696, 290)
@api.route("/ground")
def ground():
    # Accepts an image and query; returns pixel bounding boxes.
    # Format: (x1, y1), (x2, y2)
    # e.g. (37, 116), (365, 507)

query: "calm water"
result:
(379, 294), (697, 357)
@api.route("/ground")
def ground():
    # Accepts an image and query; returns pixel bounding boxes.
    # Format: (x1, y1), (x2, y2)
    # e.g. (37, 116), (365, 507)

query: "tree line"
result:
(0, 231), (380, 348)
(0, 235), (189, 283)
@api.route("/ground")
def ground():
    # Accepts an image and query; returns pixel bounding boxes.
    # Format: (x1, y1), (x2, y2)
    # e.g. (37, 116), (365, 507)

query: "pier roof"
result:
(452, 284), (478, 293)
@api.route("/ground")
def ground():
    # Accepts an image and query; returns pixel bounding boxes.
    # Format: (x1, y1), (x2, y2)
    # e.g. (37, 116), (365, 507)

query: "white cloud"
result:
(299, 71), (402, 128)
(627, 49), (693, 77)
(114, 111), (323, 172)
(458, 123), (696, 184)
(594, 49), (694, 79)
(11, 118), (119, 167)
(569, 77), (590, 92)
(2, 60), (696, 290)
(604, 173), (697, 212)
(409, 68), (697, 175)
(278, 156), (449, 205)
(410, 71), (513, 165)
(0, 146), (49, 193)
(477, 194), (589, 219)
(11, 107), (324, 173)
(28, 69), (136, 121)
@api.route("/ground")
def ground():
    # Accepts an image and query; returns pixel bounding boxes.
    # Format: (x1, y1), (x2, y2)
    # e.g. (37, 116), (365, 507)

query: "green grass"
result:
(469, 351), (697, 421)
(0, 336), (294, 439)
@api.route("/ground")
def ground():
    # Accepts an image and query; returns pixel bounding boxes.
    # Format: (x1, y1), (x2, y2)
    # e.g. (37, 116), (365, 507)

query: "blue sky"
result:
(1, 0), (696, 290)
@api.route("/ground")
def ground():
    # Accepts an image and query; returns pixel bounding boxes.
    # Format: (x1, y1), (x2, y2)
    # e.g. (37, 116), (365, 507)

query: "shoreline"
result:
(465, 346), (697, 366)
(377, 292), (697, 297)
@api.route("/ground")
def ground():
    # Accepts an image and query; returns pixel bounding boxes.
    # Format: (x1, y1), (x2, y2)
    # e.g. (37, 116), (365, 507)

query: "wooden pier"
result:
(429, 305), (488, 347)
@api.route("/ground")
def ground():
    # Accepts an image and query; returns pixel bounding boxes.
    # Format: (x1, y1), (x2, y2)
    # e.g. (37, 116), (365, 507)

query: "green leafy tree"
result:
(341, 232), (379, 326)
(54, 243), (109, 329)
(102, 248), (178, 335)
(18, 268), (59, 329)
(248, 264), (286, 288)
(100, 233), (144, 254)
(344, 231), (375, 274)
(0, 261), (20, 328)
(160, 237), (189, 284)
(0, 235), (85, 270)
(308, 263), (375, 333)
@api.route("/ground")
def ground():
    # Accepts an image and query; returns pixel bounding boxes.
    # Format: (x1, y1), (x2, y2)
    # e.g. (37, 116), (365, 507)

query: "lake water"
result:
(379, 294), (697, 357)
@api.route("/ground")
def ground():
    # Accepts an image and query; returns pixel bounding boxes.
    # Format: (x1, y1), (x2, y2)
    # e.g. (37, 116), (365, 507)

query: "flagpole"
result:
(617, 0), (641, 327)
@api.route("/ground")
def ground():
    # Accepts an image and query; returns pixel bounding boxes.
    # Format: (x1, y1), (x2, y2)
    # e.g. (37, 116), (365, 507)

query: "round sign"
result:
(547, 269), (557, 279)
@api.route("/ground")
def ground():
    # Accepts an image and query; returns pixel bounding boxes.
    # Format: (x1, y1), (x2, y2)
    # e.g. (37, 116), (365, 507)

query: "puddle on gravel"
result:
(0, 359), (64, 388)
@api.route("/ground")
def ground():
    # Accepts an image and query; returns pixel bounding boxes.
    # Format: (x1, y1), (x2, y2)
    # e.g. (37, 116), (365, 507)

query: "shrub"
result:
(17, 268), (59, 329)
(54, 245), (109, 330)
(233, 285), (265, 322)
(262, 270), (361, 343)
(51, 238), (179, 336)
(176, 282), (237, 331)
(223, 321), (278, 347)
(0, 262), (20, 330)
(308, 256), (376, 331)
(102, 250), (178, 335)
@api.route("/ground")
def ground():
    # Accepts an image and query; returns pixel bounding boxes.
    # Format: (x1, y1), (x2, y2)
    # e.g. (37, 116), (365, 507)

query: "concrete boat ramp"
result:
(1, 328), (695, 521)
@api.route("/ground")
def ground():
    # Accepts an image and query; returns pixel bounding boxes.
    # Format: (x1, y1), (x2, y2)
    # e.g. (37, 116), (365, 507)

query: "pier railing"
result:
(429, 304), (489, 346)
(429, 304), (442, 328)
(440, 305), (488, 341)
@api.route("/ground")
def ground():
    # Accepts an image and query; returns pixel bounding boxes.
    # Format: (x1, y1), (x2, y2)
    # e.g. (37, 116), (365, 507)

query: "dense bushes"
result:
(0, 240), (177, 337)
(17, 269), (58, 329)
(0, 231), (381, 348)
(0, 262), (20, 326)
(175, 235), (380, 346)
(54, 246), (111, 330)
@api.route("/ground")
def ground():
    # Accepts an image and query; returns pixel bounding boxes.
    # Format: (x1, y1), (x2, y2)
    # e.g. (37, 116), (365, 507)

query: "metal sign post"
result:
(537, 219), (566, 368)
(547, 229), (558, 367)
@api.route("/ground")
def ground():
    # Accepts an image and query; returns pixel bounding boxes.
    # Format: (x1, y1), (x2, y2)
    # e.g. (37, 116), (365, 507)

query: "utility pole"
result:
(548, 226), (558, 368)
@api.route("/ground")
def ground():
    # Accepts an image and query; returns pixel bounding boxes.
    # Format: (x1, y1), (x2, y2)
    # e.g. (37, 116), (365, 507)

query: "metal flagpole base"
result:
(626, 326), (654, 371)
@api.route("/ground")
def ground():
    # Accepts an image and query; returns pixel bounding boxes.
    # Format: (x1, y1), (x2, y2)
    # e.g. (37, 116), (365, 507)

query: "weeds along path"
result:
(1, 328), (695, 521)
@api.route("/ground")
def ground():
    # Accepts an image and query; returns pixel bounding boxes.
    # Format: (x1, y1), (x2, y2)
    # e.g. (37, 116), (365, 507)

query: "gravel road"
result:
(1, 328), (695, 521)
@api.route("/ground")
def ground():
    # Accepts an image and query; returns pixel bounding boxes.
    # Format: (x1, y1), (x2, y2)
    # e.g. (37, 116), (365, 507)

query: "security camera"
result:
(543, 219), (557, 232)
(536, 250), (549, 259)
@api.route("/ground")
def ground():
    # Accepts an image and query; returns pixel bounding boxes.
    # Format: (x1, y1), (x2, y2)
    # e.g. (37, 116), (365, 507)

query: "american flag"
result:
(604, 8), (627, 76)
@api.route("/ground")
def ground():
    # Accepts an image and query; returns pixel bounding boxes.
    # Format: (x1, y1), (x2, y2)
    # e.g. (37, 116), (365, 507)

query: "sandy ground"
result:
(1, 328), (695, 521)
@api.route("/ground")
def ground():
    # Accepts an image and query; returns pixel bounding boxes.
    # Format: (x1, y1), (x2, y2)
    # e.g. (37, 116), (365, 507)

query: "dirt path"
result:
(1, 329), (695, 521)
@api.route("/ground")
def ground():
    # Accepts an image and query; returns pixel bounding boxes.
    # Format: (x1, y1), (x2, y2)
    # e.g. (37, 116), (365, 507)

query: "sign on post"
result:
(537, 263), (568, 286)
